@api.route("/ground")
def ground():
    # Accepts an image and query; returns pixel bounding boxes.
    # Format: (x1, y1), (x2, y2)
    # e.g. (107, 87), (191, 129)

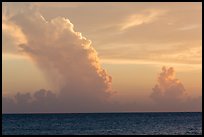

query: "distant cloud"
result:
(3, 89), (57, 113)
(150, 66), (186, 103)
(178, 24), (200, 31)
(150, 66), (201, 111)
(120, 9), (166, 30)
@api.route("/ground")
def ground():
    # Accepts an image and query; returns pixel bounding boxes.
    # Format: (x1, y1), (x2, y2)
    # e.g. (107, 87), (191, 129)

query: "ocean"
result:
(2, 112), (202, 135)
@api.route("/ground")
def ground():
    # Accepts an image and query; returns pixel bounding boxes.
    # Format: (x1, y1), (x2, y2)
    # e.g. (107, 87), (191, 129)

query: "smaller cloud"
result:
(2, 89), (58, 113)
(178, 24), (200, 31)
(150, 66), (201, 111)
(150, 66), (186, 103)
(120, 9), (166, 30)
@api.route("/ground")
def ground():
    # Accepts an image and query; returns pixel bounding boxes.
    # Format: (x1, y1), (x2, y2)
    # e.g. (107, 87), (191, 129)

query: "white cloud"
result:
(120, 9), (166, 30)
(178, 24), (200, 31)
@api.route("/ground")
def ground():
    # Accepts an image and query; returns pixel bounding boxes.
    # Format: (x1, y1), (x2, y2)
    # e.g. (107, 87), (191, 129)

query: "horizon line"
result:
(2, 111), (202, 115)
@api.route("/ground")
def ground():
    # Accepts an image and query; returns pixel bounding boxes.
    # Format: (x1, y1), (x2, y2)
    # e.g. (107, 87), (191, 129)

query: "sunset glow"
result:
(2, 2), (202, 113)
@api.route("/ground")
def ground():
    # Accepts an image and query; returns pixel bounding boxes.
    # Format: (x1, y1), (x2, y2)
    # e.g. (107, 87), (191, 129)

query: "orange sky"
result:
(2, 2), (202, 112)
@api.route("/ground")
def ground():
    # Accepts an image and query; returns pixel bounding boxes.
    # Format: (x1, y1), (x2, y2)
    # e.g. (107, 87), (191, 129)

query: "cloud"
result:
(3, 6), (113, 113)
(2, 5), (27, 54)
(178, 24), (200, 31)
(120, 9), (166, 30)
(150, 66), (201, 111)
(32, 2), (83, 8)
(98, 41), (202, 65)
(151, 66), (185, 102)
(3, 89), (57, 113)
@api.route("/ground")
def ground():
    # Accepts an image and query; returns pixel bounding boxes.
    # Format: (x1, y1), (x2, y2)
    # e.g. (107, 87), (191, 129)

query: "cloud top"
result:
(120, 9), (166, 30)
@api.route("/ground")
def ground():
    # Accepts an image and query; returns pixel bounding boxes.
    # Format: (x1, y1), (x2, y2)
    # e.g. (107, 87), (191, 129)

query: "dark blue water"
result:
(2, 112), (202, 135)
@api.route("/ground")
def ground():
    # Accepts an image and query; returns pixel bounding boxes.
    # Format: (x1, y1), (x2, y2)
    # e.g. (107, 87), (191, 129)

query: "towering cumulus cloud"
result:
(150, 66), (201, 111)
(151, 66), (185, 103)
(3, 9), (113, 113)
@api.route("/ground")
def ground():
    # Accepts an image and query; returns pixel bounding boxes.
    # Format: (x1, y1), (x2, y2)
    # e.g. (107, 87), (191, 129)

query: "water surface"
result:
(2, 112), (202, 135)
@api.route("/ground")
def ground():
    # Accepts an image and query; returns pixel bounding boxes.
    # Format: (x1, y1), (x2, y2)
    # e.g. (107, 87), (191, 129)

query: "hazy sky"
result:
(2, 2), (202, 113)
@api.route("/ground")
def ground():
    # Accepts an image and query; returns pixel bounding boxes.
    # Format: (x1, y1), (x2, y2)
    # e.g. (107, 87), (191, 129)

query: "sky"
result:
(2, 2), (202, 113)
